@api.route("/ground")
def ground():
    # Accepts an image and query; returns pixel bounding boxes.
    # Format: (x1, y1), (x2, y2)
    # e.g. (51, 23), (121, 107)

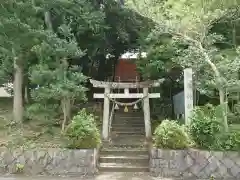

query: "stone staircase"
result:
(99, 108), (149, 172)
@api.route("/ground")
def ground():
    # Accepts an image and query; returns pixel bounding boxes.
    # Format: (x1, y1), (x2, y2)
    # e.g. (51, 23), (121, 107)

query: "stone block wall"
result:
(0, 148), (98, 176)
(150, 148), (240, 179)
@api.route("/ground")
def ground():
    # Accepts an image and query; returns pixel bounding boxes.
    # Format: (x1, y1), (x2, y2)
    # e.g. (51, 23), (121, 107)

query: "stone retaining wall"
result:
(150, 148), (240, 179)
(0, 148), (98, 176)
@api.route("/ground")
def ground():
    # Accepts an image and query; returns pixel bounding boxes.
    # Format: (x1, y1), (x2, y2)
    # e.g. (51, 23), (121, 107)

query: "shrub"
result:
(26, 103), (60, 124)
(220, 130), (240, 151)
(64, 109), (101, 149)
(227, 112), (239, 124)
(189, 105), (224, 149)
(153, 120), (190, 149)
(151, 118), (163, 133)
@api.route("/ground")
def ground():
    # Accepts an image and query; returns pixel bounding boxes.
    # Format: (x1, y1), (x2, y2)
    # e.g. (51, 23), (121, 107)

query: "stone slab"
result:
(150, 149), (240, 179)
(0, 148), (98, 176)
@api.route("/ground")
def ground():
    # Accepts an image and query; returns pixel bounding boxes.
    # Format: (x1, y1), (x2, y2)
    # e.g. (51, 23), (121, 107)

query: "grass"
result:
(0, 97), (102, 149)
(0, 110), (64, 148)
(2, 95), (238, 149)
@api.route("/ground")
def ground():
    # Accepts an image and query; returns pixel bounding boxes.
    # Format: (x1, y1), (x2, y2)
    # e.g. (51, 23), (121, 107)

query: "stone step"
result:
(99, 163), (149, 172)
(112, 124), (144, 127)
(110, 137), (146, 142)
(107, 143), (146, 149)
(111, 127), (145, 132)
(105, 143), (146, 149)
(108, 140), (146, 148)
(114, 113), (143, 117)
(101, 148), (148, 156)
(99, 155), (149, 165)
(114, 114), (144, 119)
(114, 116), (144, 120)
(112, 125), (145, 128)
(112, 121), (145, 124)
(113, 121), (144, 125)
(114, 118), (144, 121)
(112, 125), (145, 129)
(113, 120), (145, 124)
(111, 131), (145, 135)
(111, 127), (145, 131)
(110, 139), (145, 144)
(111, 134), (145, 138)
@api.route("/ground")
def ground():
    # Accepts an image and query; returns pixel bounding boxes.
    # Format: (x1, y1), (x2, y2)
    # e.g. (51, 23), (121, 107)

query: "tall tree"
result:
(0, 0), (46, 123)
(127, 0), (240, 131)
(0, 0), (89, 125)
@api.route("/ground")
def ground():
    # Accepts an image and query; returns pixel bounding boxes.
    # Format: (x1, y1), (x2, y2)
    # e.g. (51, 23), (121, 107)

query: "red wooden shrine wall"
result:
(114, 59), (140, 82)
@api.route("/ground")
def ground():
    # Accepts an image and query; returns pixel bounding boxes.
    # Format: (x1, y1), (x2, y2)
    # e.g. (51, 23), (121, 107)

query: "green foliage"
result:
(153, 120), (190, 149)
(189, 104), (240, 151)
(228, 112), (240, 124)
(29, 62), (88, 130)
(227, 102), (240, 124)
(131, 0), (240, 104)
(30, 64), (88, 102)
(151, 119), (162, 133)
(64, 109), (101, 149)
(220, 130), (240, 151)
(25, 103), (60, 124)
(189, 105), (224, 149)
(137, 33), (178, 79)
(15, 163), (24, 173)
(28, 15), (88, 128)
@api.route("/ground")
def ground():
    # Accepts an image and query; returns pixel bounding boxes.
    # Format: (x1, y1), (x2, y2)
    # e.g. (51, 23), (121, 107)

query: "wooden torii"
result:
(90, 79), (164, 141)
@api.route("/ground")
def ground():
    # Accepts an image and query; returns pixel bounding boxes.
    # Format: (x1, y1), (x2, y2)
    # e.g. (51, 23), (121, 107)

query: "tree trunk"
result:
(44, 11), (53, 31)
(201, 47), (228, 132)
(24, 85), (29, 104)
(23, 75), (30, 104)
(170, 82), (174, 119)
(219, 88), (228, 131)
(96, 55), (106, 81)
(174, 33), (229, 131)
(13, 58), (24, 123)
(61, 98), (71, 132)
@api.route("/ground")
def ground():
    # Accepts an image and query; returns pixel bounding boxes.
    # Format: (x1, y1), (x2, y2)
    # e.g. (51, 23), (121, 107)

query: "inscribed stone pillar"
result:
(102, 87), (110, 140)
(143, 87), (151, 140)
(184, 68), (193, 125)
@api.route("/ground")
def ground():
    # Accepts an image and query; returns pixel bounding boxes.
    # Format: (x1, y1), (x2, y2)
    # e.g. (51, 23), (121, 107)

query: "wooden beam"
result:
(93, 93), (160, 99)
(90, 79), (164, 88)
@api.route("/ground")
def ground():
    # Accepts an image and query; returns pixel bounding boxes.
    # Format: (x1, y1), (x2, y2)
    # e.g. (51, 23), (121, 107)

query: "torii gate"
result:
(90, 79), (164, 141)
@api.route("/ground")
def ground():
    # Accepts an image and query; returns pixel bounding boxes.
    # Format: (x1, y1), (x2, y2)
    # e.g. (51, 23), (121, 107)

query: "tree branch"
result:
(172, 31), (228, 131)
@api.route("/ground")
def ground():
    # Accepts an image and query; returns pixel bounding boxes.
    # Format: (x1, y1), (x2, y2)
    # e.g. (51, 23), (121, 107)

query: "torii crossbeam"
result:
(90, 79), (164, 141)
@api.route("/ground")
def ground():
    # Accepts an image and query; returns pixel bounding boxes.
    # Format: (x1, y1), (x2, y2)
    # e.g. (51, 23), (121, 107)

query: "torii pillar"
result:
(90, 79), (164, 141)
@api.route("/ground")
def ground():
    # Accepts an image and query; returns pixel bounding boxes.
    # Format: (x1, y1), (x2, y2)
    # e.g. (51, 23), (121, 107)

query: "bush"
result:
(227, 112), (239, 124)
(220, 130), (240, 151)
(64, 109), (101, 149)
(26, 103), (60, 124)
(153, 120), (190, 149)
(189, 105), (224, 149)
(151, 118), (163, 133)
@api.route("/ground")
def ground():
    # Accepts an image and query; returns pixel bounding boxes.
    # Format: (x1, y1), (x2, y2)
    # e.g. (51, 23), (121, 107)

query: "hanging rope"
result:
(104, 93), (148, 106)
